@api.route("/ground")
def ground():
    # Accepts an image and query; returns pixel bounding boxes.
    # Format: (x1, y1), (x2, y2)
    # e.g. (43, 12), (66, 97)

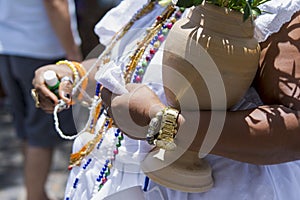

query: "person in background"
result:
(0, 0), (81, 199)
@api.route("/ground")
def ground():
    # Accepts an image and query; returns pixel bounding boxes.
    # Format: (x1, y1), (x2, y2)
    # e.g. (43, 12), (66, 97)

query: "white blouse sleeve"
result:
(254, 0), (300, 42)
(94, 0), (148, 46)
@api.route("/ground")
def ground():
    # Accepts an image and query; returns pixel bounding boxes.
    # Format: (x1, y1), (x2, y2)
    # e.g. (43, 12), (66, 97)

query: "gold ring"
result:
(31, 89), (40, 108)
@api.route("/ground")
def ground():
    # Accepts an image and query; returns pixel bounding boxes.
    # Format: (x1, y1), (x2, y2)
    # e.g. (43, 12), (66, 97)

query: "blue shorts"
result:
(0, 55), (77, 147)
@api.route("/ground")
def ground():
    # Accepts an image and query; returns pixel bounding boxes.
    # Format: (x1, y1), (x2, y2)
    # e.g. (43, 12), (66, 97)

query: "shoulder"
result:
(255, 11), (300, 110)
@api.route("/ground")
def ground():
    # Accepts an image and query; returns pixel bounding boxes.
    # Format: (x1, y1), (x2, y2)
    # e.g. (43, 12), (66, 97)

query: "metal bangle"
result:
(155, 107), (180, 151)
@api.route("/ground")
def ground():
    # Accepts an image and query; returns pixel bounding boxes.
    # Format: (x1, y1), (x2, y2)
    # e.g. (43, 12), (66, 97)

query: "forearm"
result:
(180, 105), (300, 165)
(79, 58), (100, 98)
(43, 0), (81, 61)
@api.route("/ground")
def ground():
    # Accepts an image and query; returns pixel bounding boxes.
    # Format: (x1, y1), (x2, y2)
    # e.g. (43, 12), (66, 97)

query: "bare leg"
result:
(24, 142), (53, 200)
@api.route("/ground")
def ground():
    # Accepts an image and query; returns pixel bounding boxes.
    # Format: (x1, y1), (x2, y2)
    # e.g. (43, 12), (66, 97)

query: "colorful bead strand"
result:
(64, 2), (186, 199)
(65, 158), (93, 200)
(132, 6), (184, 83)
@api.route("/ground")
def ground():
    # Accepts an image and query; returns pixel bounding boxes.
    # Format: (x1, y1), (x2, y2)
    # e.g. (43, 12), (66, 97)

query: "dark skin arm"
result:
(106, 11), (300, 165)
(107, 85), (299, 165)
(206, 11), (300, 164)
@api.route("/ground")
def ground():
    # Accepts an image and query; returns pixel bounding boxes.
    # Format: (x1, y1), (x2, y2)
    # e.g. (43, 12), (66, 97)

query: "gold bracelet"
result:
(155, 107), (180, 151)
(56, 60), (79, 87)
(71, 61), (88, 100)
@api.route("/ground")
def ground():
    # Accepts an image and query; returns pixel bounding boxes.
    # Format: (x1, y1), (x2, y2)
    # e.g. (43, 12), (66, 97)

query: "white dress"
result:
(64, 0), (300, 199)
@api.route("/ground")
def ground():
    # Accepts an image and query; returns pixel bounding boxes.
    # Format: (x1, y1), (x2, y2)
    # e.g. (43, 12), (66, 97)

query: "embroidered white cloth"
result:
(96, 0), (300, 44)
(65, 0), (300, 200)
(254, 0), (300, 42)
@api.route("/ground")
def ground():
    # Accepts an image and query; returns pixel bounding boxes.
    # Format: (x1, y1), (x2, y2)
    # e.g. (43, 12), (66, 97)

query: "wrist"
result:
(148, 103), (165, 121)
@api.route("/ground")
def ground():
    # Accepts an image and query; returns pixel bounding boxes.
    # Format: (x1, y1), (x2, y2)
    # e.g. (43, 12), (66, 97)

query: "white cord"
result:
(53, 8), (131, 140)
(53, 98), (102, 140)
(53, 39), (117, 140)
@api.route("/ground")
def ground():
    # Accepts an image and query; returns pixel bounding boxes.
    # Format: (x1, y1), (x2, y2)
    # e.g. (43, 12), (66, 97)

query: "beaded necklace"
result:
(68, 2), (178, 169)
(62, 2), (185, 200)
(123, 4), (176, 83)
(73, 1), (156, 93)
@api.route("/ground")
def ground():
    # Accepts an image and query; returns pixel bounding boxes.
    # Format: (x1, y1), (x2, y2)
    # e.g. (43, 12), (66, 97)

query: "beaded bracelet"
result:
(71, 61), (88, 100)
(56, 60), (80, 87)
(147, 107), (180, 151)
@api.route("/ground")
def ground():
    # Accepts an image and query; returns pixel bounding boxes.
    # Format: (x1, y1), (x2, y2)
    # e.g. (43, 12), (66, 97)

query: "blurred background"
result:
(0, 0), (121, 199)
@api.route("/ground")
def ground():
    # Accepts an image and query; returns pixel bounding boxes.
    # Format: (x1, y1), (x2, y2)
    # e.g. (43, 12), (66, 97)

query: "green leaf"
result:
(176, 0), (204, 8)
(193, 0), (204, 6)
(243, 3), (251, 21)
(251, 7), (261, 17)
(256, 0), (271, 6)
(176, 0), (270, 19)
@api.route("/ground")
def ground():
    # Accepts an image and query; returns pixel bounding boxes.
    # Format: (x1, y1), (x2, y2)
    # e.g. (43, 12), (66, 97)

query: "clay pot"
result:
(142, 3), (260, 193)
(163, 3), (260, 110)
(142, 149), (213, 193)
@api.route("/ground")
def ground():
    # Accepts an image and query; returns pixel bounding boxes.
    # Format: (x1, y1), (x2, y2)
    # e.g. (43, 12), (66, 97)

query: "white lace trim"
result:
(255, 0), (300, 42)
(94, 0), (148, 46)
(94, 0), (300, 44)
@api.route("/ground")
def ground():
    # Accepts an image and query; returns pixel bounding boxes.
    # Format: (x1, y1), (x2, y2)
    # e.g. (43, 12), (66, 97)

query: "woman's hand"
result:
(101, 83), (166, 139)
(32, 64), (74, 113)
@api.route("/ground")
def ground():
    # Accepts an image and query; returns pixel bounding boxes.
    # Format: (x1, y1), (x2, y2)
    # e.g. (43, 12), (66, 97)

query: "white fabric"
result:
(94, 0), (148, 46)
(65, 4), (166, 199)
(95, 61), (127, 95)
(103, 186), (145, 200)
(65, 116), (153, 200)
(0, 0), (81, 58)
(95, 0), (300, 44)
(255, 0), (300, 42)
(65, 0), (300, 200)
(146, 156), (300, 200)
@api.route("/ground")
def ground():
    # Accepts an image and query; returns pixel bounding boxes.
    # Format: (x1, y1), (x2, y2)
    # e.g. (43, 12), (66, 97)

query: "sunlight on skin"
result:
(246, 106), (300, 136)
(245, 108), (271, 136)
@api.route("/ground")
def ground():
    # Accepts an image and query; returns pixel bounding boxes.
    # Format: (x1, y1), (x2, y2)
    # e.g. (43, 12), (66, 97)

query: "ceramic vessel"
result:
(142, 3), (260, 193)
(163, 3), (260, 110)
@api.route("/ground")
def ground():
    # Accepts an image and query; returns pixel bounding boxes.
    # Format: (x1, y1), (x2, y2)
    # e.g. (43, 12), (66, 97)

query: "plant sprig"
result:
(175, 0), (271, 21)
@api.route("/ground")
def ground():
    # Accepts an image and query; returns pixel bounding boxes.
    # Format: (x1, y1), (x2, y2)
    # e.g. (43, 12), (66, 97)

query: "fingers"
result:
(32, 64), (74, 112)
(32, 67), (59, 112)
(59, 78), (73, 104)
(101, 87), (113, 107)
(101, 87), (121, 119)
(34, 85), (58, 112)
(32, 65), (59, 103)
(33, 78), (73, 113)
